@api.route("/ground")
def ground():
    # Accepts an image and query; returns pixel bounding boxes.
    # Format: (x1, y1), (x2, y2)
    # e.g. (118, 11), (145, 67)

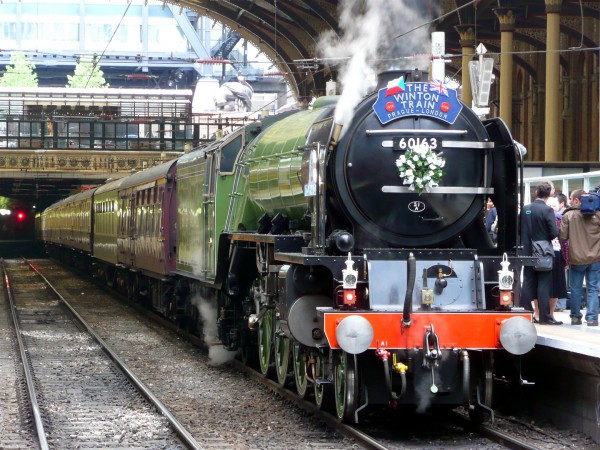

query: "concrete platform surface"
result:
(533, 309), (600, 357)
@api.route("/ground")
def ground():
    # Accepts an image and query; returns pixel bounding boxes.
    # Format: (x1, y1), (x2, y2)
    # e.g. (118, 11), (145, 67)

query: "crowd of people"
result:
(485, 181), (600, 326)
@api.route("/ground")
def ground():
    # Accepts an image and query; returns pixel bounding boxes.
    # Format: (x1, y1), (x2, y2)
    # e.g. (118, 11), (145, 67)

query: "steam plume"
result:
(317, 0), (436, 128)
(191, 289), (237, 366)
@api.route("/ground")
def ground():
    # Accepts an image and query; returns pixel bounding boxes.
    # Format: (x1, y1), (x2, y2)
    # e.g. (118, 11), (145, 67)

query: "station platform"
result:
(534, 309), (600, 357)
(521, 308), (600, 444)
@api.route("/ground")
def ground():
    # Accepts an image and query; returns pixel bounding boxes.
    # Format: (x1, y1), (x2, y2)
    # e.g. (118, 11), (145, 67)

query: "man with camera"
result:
(559, 189), (600, 326)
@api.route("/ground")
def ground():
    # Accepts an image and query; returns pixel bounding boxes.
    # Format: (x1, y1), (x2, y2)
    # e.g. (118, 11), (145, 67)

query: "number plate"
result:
(304, 183), (317, 197)
(393, 137), (439, 151)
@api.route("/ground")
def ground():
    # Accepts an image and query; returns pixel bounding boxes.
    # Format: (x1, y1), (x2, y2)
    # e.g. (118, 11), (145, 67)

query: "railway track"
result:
(1, 258), (195, 450)
(237, 357), (549, 450)
(10, 258), (592, 450)
(14, 259), (355, 449)
(60, 265), (537, 450)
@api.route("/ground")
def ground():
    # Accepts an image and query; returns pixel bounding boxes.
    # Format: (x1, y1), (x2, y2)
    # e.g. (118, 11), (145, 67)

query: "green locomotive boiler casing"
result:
(231, 98), (337, 231)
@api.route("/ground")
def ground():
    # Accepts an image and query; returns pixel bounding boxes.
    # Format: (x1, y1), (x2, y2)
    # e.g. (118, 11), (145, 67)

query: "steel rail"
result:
(27, 260), (205, 450)
(230, 359), (389, 450)
(451, 410), (543, 450)
(1, 259), (50, 450)
(478, 422), (544, 450)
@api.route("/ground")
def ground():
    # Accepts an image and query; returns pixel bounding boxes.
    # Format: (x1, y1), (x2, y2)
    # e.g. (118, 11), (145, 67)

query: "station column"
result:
(494, 7), (518, 130)
(455, 25), (476, 107)
(544, 0), (562, 162)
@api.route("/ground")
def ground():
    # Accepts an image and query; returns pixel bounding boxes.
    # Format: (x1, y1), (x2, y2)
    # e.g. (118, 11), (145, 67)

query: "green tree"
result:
(0, 52), (38, 87)
(0, 196), (11, 210)
(66, 55), (109, 88)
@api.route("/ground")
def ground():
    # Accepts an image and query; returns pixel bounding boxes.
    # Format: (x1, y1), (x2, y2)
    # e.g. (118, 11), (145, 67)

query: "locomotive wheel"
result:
(292, 342), (309, 398)
(274, 325), (291, 386)
(314, 349), (331, 409)
(333, 351), (358, 423)
(258, 309), (274, 376)
(469, 352), (494, 424)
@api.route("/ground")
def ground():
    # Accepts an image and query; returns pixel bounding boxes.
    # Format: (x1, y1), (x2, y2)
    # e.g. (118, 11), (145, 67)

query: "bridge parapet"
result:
(0, 149), (183, 178)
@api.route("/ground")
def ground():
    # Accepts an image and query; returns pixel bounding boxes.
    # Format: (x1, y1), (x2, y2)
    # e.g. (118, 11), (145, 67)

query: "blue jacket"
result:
(485, 207), (497, 232)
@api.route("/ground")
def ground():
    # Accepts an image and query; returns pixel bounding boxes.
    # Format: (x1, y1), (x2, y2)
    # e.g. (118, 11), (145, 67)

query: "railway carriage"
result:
(42, 188), (95, 257)
(41, 69), (536, 424)
(92, 178), (126, 268)
(115, 161), (177, 276)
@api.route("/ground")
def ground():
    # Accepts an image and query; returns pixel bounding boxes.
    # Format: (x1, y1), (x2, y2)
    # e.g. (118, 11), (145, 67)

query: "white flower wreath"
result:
(395, 142), (445, 195)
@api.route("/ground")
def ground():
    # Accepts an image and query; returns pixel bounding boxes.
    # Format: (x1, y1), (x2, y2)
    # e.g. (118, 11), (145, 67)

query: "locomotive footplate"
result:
(319, 310), (533, 351)
(229, 233), (306, 253)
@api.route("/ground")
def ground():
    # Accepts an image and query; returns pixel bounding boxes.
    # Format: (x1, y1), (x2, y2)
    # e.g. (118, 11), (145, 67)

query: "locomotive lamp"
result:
(498, 253), (514, 306)
(342, 253), (358, 289)
(342, 253), (359, 306)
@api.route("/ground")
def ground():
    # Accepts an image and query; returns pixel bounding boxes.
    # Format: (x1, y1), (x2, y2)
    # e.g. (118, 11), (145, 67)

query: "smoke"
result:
(186, 248), (236, 365)
(317, 0), (437, 128)
(415, 351), (451, 413)
(415, 372), (435, 413)
(191, 289), (237, 366)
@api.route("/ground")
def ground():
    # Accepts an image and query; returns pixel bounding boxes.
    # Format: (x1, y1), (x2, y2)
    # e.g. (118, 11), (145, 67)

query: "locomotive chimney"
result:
(376, 69), (425, 90)
(329, 123), (343, 150)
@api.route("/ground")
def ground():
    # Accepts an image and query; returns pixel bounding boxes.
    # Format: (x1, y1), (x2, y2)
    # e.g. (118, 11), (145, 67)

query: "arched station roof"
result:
(174, 0), (599, 98)
(174, 0), (340, 101)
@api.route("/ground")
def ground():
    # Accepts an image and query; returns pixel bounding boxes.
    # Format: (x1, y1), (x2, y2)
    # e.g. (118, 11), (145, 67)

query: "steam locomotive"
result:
(40, 69), (536, 423)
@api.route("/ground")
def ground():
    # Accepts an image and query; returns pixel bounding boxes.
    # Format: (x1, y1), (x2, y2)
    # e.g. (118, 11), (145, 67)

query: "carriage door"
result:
(202, 152), (215, 279)
(128, 192), (137, 267)
(117, 194), (128, 265)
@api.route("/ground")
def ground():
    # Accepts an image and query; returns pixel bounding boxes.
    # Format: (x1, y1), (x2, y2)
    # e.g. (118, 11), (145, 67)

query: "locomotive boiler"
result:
(40, 69), (536, 424)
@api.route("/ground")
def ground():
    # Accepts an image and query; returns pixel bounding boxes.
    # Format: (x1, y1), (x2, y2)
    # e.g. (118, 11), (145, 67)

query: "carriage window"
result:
(119, 197), (127, 232)
(205, 154), (214, 195)
(139, 208), (144, 235)
(150, 205), (155, 235)
(219, 134), (243, 174)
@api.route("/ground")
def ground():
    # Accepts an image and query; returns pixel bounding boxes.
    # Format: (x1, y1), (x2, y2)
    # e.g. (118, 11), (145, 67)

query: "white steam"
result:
(186, 251), (236, 365)
(415, 371), (435, 414)
(317, 0), (436, 128)
(191, 290), (237, 366)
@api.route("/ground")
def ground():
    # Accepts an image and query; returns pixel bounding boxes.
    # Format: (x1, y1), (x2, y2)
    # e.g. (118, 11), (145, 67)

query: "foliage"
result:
(0, 52), (38, 87)
(0, 196), (11, 210)
(66, 55), (109, 88)
(396, 143), (445, 195)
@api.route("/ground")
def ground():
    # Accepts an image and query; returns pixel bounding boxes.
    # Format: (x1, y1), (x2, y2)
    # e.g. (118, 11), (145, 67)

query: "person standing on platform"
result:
(555, 192), (570, 312)
(546, 196), (568, 315)
(521, 182), (560, 325)
(556, 192), (568, 215)
(559, 189), (600, 326)
(485, 198), (497, 244)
